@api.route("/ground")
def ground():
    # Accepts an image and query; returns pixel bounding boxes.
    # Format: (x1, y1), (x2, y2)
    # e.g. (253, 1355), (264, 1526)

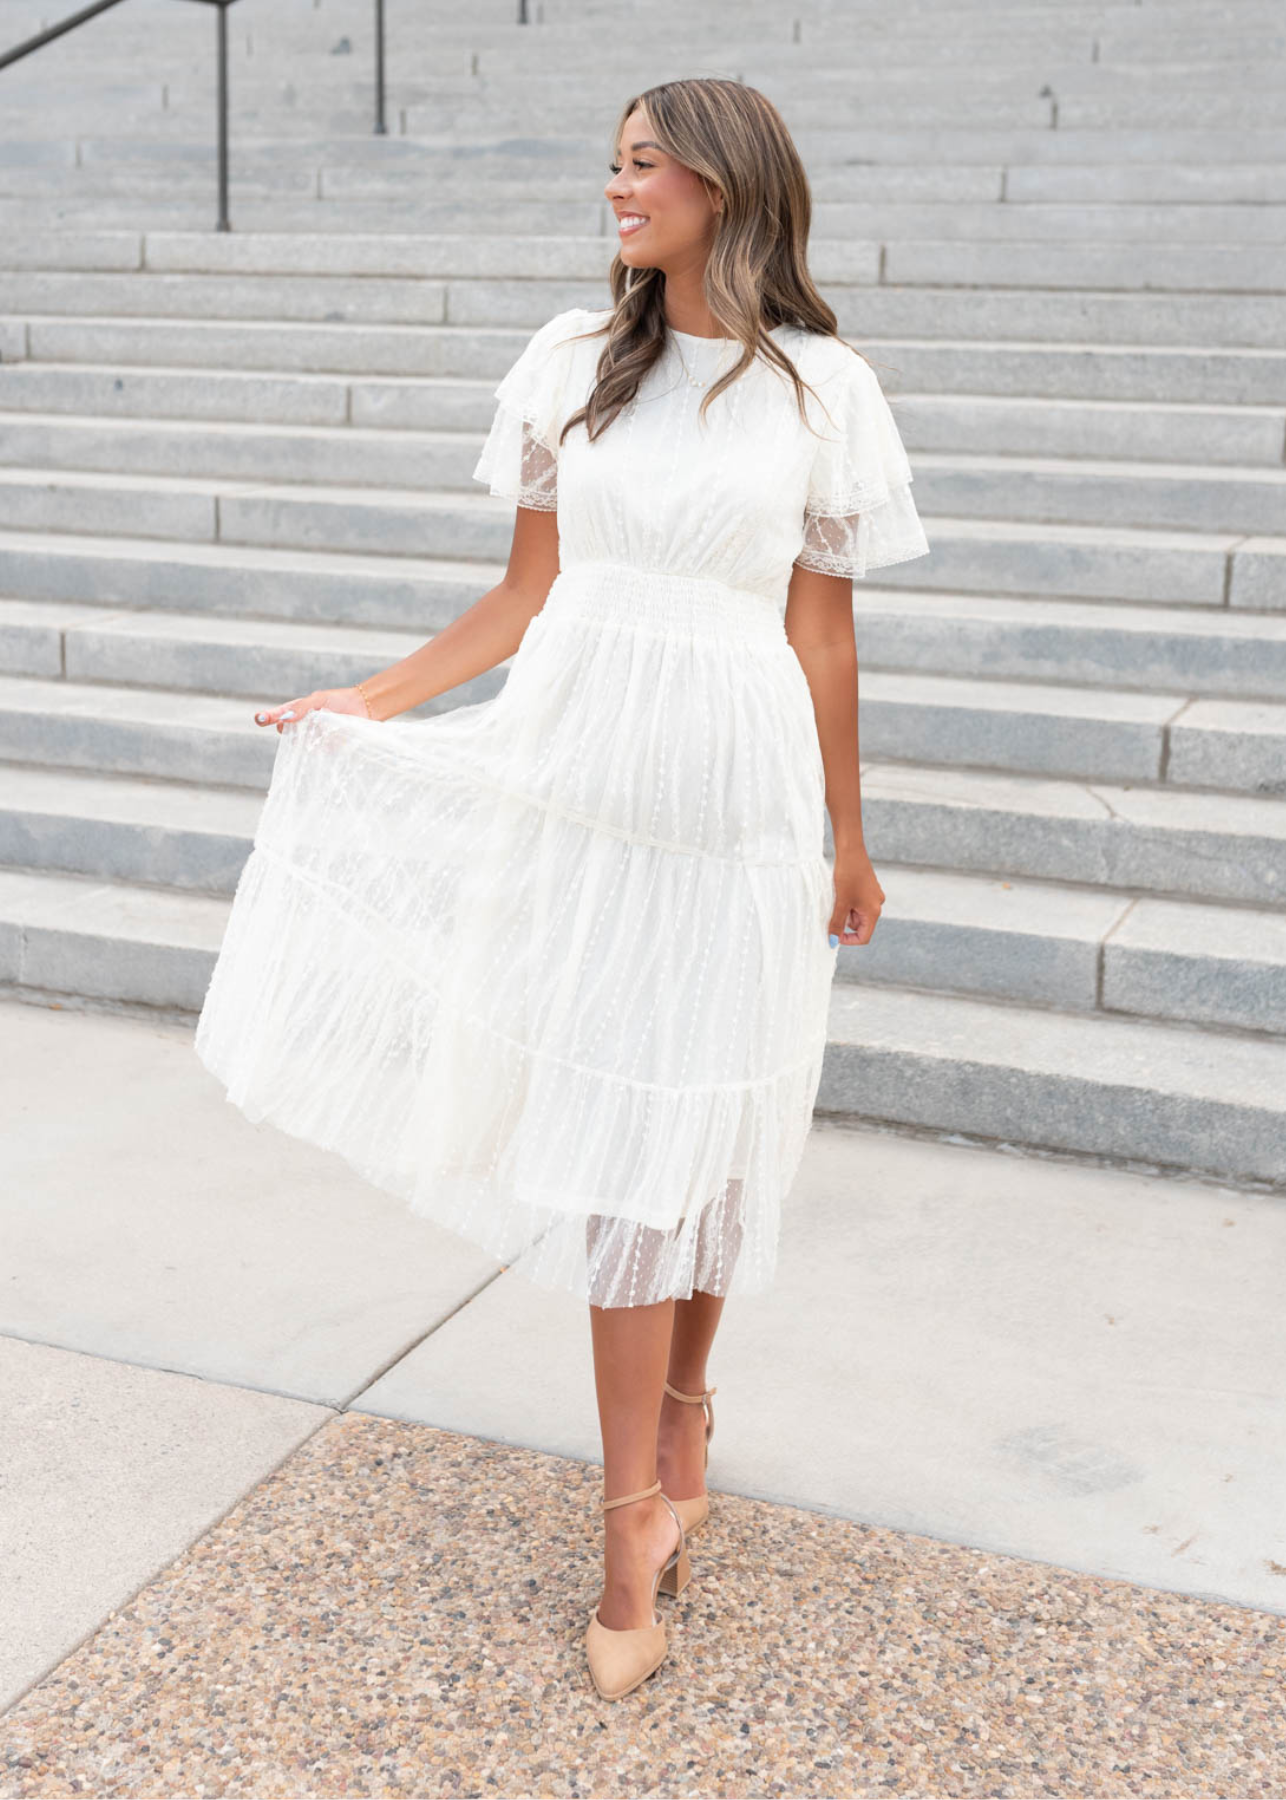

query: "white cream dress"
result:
(194, 305), (930, 1308)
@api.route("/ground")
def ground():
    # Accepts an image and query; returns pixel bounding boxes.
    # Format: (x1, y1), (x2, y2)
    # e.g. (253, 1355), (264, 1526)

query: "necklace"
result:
(670, 331), (724, 390)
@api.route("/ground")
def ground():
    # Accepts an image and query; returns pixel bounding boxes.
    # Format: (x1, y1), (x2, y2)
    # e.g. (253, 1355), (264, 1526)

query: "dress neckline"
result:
(667, 323), (787, 344)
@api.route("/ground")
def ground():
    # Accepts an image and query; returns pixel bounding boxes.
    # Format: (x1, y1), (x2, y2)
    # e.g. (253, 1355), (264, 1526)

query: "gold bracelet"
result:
(355, 679), (375, 719)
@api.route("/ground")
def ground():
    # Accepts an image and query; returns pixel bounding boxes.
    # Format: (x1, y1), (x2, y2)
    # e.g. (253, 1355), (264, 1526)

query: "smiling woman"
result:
(192, 75), (929, 1703)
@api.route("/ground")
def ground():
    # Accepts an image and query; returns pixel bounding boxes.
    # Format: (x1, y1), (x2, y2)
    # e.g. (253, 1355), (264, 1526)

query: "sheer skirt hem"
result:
(195, 842), (828, 1308)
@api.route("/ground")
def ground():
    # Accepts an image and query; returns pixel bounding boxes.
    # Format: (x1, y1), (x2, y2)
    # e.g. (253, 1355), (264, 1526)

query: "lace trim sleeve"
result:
(471, 309), (583, 511)
(793, 349), (930, 580)
(472, 408), (560, 511)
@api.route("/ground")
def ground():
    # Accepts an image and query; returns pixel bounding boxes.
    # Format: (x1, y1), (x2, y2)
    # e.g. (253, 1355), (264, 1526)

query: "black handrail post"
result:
(374, 0), (387, 135)
(215, 0), (230, 230)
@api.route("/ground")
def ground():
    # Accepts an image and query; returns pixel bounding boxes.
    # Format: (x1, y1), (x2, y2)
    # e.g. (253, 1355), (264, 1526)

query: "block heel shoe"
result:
(660, 1380), (717, 1543)
(586, 1478), (691, 1700)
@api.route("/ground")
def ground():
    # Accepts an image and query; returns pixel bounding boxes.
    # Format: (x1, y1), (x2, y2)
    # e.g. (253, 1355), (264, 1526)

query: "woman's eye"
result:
(607, 161), (651, 173)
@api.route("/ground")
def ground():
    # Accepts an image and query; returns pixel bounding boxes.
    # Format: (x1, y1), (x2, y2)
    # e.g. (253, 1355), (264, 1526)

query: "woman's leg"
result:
(589, 1296), (684, 1630)
(657, 1289), (725, 1500)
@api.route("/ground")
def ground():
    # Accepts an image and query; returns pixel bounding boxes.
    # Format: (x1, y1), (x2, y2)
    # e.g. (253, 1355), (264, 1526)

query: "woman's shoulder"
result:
(783, 327), (876, 390)
(544, 305), (612, 345)
(513, 308), (607, 364)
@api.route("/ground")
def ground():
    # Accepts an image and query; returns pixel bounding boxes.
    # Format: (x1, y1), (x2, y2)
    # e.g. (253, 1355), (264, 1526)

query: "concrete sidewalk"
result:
(2, 996), (1285, 1793)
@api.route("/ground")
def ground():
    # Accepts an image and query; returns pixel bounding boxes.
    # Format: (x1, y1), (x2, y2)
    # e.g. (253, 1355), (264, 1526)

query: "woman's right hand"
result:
(254, 687), (372, 733)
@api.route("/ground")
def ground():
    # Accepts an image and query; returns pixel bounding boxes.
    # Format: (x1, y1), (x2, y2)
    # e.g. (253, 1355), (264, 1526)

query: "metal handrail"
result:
(0, 0), (399, 231)
(0, 0), (132, 67)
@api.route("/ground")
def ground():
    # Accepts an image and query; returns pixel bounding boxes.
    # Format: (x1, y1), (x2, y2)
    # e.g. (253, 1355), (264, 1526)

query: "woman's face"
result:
(605, 107), (721, 272)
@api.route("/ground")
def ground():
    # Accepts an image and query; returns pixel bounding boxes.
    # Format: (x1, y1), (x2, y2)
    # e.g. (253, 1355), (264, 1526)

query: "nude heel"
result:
(661, 1380), (716, 1540)
(585, 1478), (689, 1701)
(656, 1531), (692, 1596)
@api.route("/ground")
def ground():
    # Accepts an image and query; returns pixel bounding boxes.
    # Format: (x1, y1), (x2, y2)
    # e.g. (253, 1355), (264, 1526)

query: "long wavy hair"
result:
(556, 77), (868, 452)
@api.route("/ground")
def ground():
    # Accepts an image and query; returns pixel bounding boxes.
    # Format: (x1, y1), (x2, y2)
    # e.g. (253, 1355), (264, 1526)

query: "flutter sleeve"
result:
(794, 347), (930, 579)
(471, 308), (584, 511)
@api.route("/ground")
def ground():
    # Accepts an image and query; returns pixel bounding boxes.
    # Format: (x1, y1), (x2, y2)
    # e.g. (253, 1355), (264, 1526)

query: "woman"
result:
(195, 76), (930, 1701)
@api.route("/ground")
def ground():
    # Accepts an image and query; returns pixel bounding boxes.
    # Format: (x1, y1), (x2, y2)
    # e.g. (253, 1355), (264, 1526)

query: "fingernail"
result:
(280, 710), (295, 720)
(254, 712), (267, 722)
(828, 934), (840, 948)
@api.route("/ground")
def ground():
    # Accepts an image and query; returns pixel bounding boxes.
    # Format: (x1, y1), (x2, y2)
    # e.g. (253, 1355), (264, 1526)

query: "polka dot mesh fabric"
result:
(194, 306), (930, 1306)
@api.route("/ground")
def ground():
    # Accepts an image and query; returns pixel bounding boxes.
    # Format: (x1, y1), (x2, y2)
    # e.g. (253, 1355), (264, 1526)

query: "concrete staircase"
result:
(1, 0), (1284, 1186)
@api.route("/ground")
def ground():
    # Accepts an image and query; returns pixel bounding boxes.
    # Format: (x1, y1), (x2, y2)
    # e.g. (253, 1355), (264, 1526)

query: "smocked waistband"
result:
(545, 559), (786, 644)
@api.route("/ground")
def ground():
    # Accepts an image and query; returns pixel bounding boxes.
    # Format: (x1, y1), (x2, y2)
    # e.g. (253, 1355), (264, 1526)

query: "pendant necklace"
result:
(671, 332), (724, 390)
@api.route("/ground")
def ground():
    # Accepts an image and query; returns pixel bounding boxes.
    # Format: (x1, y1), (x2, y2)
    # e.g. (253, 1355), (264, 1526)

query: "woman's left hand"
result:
(828, 844), (885, 948)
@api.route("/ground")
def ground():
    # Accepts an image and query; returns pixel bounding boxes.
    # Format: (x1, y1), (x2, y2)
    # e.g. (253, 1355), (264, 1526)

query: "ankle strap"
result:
(601, 1478), (662, 1513)
(664, 1382), (716, 1403)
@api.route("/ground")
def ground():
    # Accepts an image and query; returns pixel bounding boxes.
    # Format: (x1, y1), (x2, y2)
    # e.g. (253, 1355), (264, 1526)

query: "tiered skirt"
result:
(194, 558), (838, 1307)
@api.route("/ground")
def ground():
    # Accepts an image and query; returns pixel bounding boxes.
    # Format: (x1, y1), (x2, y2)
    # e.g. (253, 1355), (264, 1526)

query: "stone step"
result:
(8, 116), (1286, 164)
(914, 453), (1286, 537)
(858, 762), (1285, 906)
(3, 263), (1285, 336)
(817, 290), (1286, 349)
(2, 858), (1280, 1186)
(21, 56), (1286, 114)
(792, 125), (1286, 168)
(894, 394), (1286, 468)
(1, 750), (1280, 906)
(6, 196), (1286, 276)
(841, 200), (1286, 246)
(7, 85), (1280, 140)
(0, 363), (358, 426)
(12, 159), (1270, 236)
(0, 167), (320, 202)
(0, 864), (226, 1012)
(0, 174), (1277, 227)
(887, 240), (1286, 293)
(4, 2), (1278, 42)
(821, 981), (1286, 1188)
(997, 164), (1286, 204)
(0, 411), (477, 490)
(40, 74), (1283, 130)
(1052, 92), (1286, 130)
(869, 342), (1286, 406)
(0, 764), (260, 893)
(4, 609), (1284, 793)
(0, 677), (279, 791)
(0, 507), (1278, 623)
(3, 837), (1285, 1041)
(1, 97), (1047, 138)
(7, 334), (1286, 411)
(0, 668), (503, 786)
(0, 469), (513, 560)
(1, 468), (1278, 608)
(11, 315), (1286, 398)
(843, 865), (1286, 1035)
(4, 413), (1284, 533)
(0, 529), (499, 633)
(858, 676), (1286, 794)
(852, 591), (1286, 700)
(5, 368), (1281, 473)
(16, 584), (1286, 722)
(0, 601), (428, 694)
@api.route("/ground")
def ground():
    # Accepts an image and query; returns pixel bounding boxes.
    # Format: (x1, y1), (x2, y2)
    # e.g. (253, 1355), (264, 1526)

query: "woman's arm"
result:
(784, 561), (885, 947)
(254, 504), (561, 731)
